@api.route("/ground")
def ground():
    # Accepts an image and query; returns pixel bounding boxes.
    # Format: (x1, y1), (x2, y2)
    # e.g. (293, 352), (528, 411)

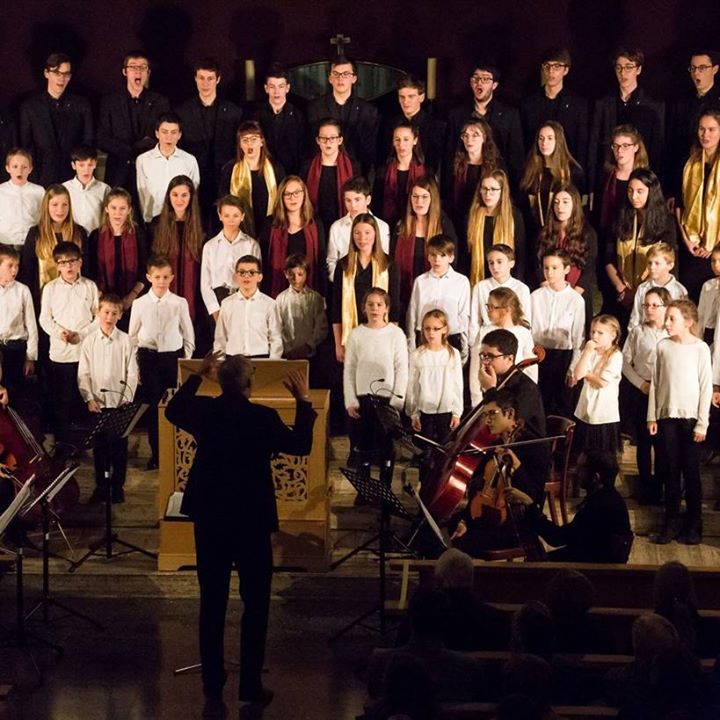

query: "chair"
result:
(544, 415), (576, 526)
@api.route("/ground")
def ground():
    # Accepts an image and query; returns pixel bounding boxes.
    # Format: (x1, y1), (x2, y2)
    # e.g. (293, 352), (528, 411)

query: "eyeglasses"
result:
(542, 62), (567, 71)
(125, 64), (149, 72)
(330, 71), (354, 79)
(49, 69), (72, 78)
(236, 270), (260, 277)
(56, 258), (79, 266)
(282, 189), (304, 199)
(479, 352), (508, 361)
(317, 135), (341, 143)
(689, 64), (715, 73)
(479, 408), (501, 419)
(470, 75), (494, 85)
(481, 186), (502, 193)
(642, 302), (665, 309)
(411, 193), (431, 202)
(615, 63), (639, 72)
(460, 131), (483, 140)
(611, 142), (636, 151)
(240, 135), (262, 144)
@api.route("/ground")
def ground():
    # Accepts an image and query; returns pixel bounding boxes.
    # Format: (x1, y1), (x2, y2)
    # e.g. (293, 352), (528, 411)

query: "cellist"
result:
(450, 390), (550, 556)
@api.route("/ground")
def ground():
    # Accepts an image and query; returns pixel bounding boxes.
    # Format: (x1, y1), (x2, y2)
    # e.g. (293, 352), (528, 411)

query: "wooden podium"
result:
(157, 359), (331, 571)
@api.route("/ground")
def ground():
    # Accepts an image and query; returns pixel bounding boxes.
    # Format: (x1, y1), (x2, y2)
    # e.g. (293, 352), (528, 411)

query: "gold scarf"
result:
(616, 213), (651, 288)
(229, 158), (278, 235)
(38, 257), (58, 290)
(682, 150), (720, 251)
(340, 259), (389, 345)
(467, 212), (515, 287)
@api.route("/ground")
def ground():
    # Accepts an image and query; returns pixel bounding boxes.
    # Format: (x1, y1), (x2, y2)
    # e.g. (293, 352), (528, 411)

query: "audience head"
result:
(433, 548), (474, 591)
(545, 569), (595, 624)
(654, 561), (697, 610)
(376, 652), (437, 720)
(501, 653), (553, 709)
(510, 601), (555, 661)
(632, 612), (679, 665)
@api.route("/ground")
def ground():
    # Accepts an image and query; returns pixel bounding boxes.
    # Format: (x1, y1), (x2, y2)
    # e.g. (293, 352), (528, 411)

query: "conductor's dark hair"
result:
(579, 450), (619, 488)
(218, 355), (254, 397)
(481, 328), (518, 358)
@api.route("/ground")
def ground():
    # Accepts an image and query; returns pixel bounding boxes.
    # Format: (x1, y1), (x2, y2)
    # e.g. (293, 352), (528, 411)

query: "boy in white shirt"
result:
(326, 176), (390, 281)
(628, 243), (687, 329)
(200, 195), (261, 322)
(0, 244), (38, 398)
(136, 113), (200, 223)
(531, 248), (585, 417)
(469, 243), (531, 347)
(39, 242), (99, 450)
(406, 235), (470, 362)
(62, 145), (110, 234)
(78, 293), (138, 503)
(0, 148), (44, 248)
(129, 255), (195, 469)
(275, 253), (327, 359)
(214, 255), (283, 358)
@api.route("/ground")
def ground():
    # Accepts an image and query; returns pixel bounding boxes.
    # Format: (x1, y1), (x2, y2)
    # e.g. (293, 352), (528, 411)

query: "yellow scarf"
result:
(467, 212), (515, 287)
(681, 150), (720, 251)
(340, 259), (389, 346)
(229, 158), (278, 236)
(616, 213), (651, 288)
(38, 257), (58, 290)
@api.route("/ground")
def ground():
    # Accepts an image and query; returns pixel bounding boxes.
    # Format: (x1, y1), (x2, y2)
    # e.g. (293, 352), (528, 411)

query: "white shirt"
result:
(213, 290), (283, 358)
(622, 324), (668, 389)
(275, 286), (328, 356)
(0, 181), (44, 246)
(200, 230), (262, 315)
(406, 267), (470, 360)
(78, 326), (138, 408)
(326, 212), (391, 280)
(62, 176), (110, 233)
(406, 345), (463, 419)
(469, 275), (532, 347)
(629, 276), (688, 329)
(649, 337), (712, 435)
(468, 324), (538, 407)
(128, 289), (195, 358)
(343, 323), (408, 410)
(136, 145), (200, 222)
(39, 276), (99, 363)
(573, 349), (622, 424)
(698, 276), (720, 334)
(531, 284), (585, 364)
(0, 280), (38, 360)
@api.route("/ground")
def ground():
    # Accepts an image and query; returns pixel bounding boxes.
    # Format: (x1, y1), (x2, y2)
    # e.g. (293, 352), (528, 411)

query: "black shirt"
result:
(331, 259), (400, 324)
(318, 165), (339, 231)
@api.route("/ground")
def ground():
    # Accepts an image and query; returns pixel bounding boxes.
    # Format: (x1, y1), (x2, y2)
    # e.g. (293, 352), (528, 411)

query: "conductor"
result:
(165, 352), (316, 717)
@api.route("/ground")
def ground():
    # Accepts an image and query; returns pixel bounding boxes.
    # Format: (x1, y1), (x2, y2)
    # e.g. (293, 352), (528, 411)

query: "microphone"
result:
(100, 380), (131, 405)
(370, 378), (404, 400)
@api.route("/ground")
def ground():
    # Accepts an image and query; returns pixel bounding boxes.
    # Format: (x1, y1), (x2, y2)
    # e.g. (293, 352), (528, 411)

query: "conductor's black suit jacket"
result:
(164, 373), (317, 532)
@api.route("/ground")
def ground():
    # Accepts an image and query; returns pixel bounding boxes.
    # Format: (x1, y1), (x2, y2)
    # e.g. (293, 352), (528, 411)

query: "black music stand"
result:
(69, 402), (156, 573)
(22, 464), (102, 628)
(0, 475), (63, 683)
(330, 467), (412, 641)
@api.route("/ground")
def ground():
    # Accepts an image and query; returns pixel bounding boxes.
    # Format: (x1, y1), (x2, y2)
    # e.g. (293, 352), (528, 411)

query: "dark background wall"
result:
(1, 0), (718, 110)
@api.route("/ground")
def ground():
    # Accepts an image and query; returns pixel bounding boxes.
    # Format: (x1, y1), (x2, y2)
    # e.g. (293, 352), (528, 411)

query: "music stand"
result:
(22, 464), (102, 628)
(69, 402), (156, 573)
(0, 475), (63, 682)
(330, 468), (412, 641)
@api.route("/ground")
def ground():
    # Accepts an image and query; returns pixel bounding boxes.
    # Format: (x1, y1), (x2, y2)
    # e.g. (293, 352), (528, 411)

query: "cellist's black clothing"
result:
(453, 429), (550, 555)
(164, 373), (316, 700)
(525, 486), (633, 563)
(484, 369), (547, 439)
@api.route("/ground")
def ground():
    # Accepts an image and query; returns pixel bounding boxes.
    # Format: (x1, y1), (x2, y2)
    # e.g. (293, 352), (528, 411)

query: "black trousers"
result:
(629, 384), (663, 499)
(538, 348), (573, 418)
(137, 347), (182, 460)
(348, 395), (395, 467)
(0, 339), (27, 397)
(193, 521), (273, 700)
(51, 360), (84, 446)
(657, 417), (702, 529)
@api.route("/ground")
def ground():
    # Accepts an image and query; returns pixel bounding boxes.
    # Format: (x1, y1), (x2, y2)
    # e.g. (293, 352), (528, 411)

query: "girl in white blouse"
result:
(571, 314), (623, 454)
(406, 309), (463, 443)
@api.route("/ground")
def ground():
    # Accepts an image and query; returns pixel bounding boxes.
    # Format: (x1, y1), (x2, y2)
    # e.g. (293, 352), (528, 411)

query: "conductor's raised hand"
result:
(283, 369), (311, 402)
(198, 350), (222, 382)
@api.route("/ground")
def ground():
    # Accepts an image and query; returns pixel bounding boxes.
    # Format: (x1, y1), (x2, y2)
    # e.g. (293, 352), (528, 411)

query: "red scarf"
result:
(382, 159), (425, 224)
(306, 152), (355, 218)
(171, 243), (200, 321)
(394, 223), (428, 310)
(96, 228), (139, 295)
(599, 170), (620, 236)
(453, 165), (468, 213)
(556, 233), (582, 287)
(268, 222), (320, 298)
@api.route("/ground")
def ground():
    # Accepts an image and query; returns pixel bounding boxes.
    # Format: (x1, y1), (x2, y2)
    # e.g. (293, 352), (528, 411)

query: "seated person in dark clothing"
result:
(366, 588), (486, 704)
(653, 560), (701, 653)
(450, 390), (550, 555)
(506, 449), (633, 563)
(544, 569), (597, 653)
(475, 328), (547, 438)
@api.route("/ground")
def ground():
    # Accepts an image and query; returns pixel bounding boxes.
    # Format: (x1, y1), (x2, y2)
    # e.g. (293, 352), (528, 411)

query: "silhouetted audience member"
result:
(653, 561), (701, 653)
(502, 653), (553, 709)
(367, 588), (485, 703)
(510, 601), (555, 663)
(544, 569), (596, 653)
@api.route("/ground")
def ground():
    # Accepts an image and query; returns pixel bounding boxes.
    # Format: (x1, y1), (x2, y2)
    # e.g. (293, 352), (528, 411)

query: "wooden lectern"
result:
(157, 359), (331, 571)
